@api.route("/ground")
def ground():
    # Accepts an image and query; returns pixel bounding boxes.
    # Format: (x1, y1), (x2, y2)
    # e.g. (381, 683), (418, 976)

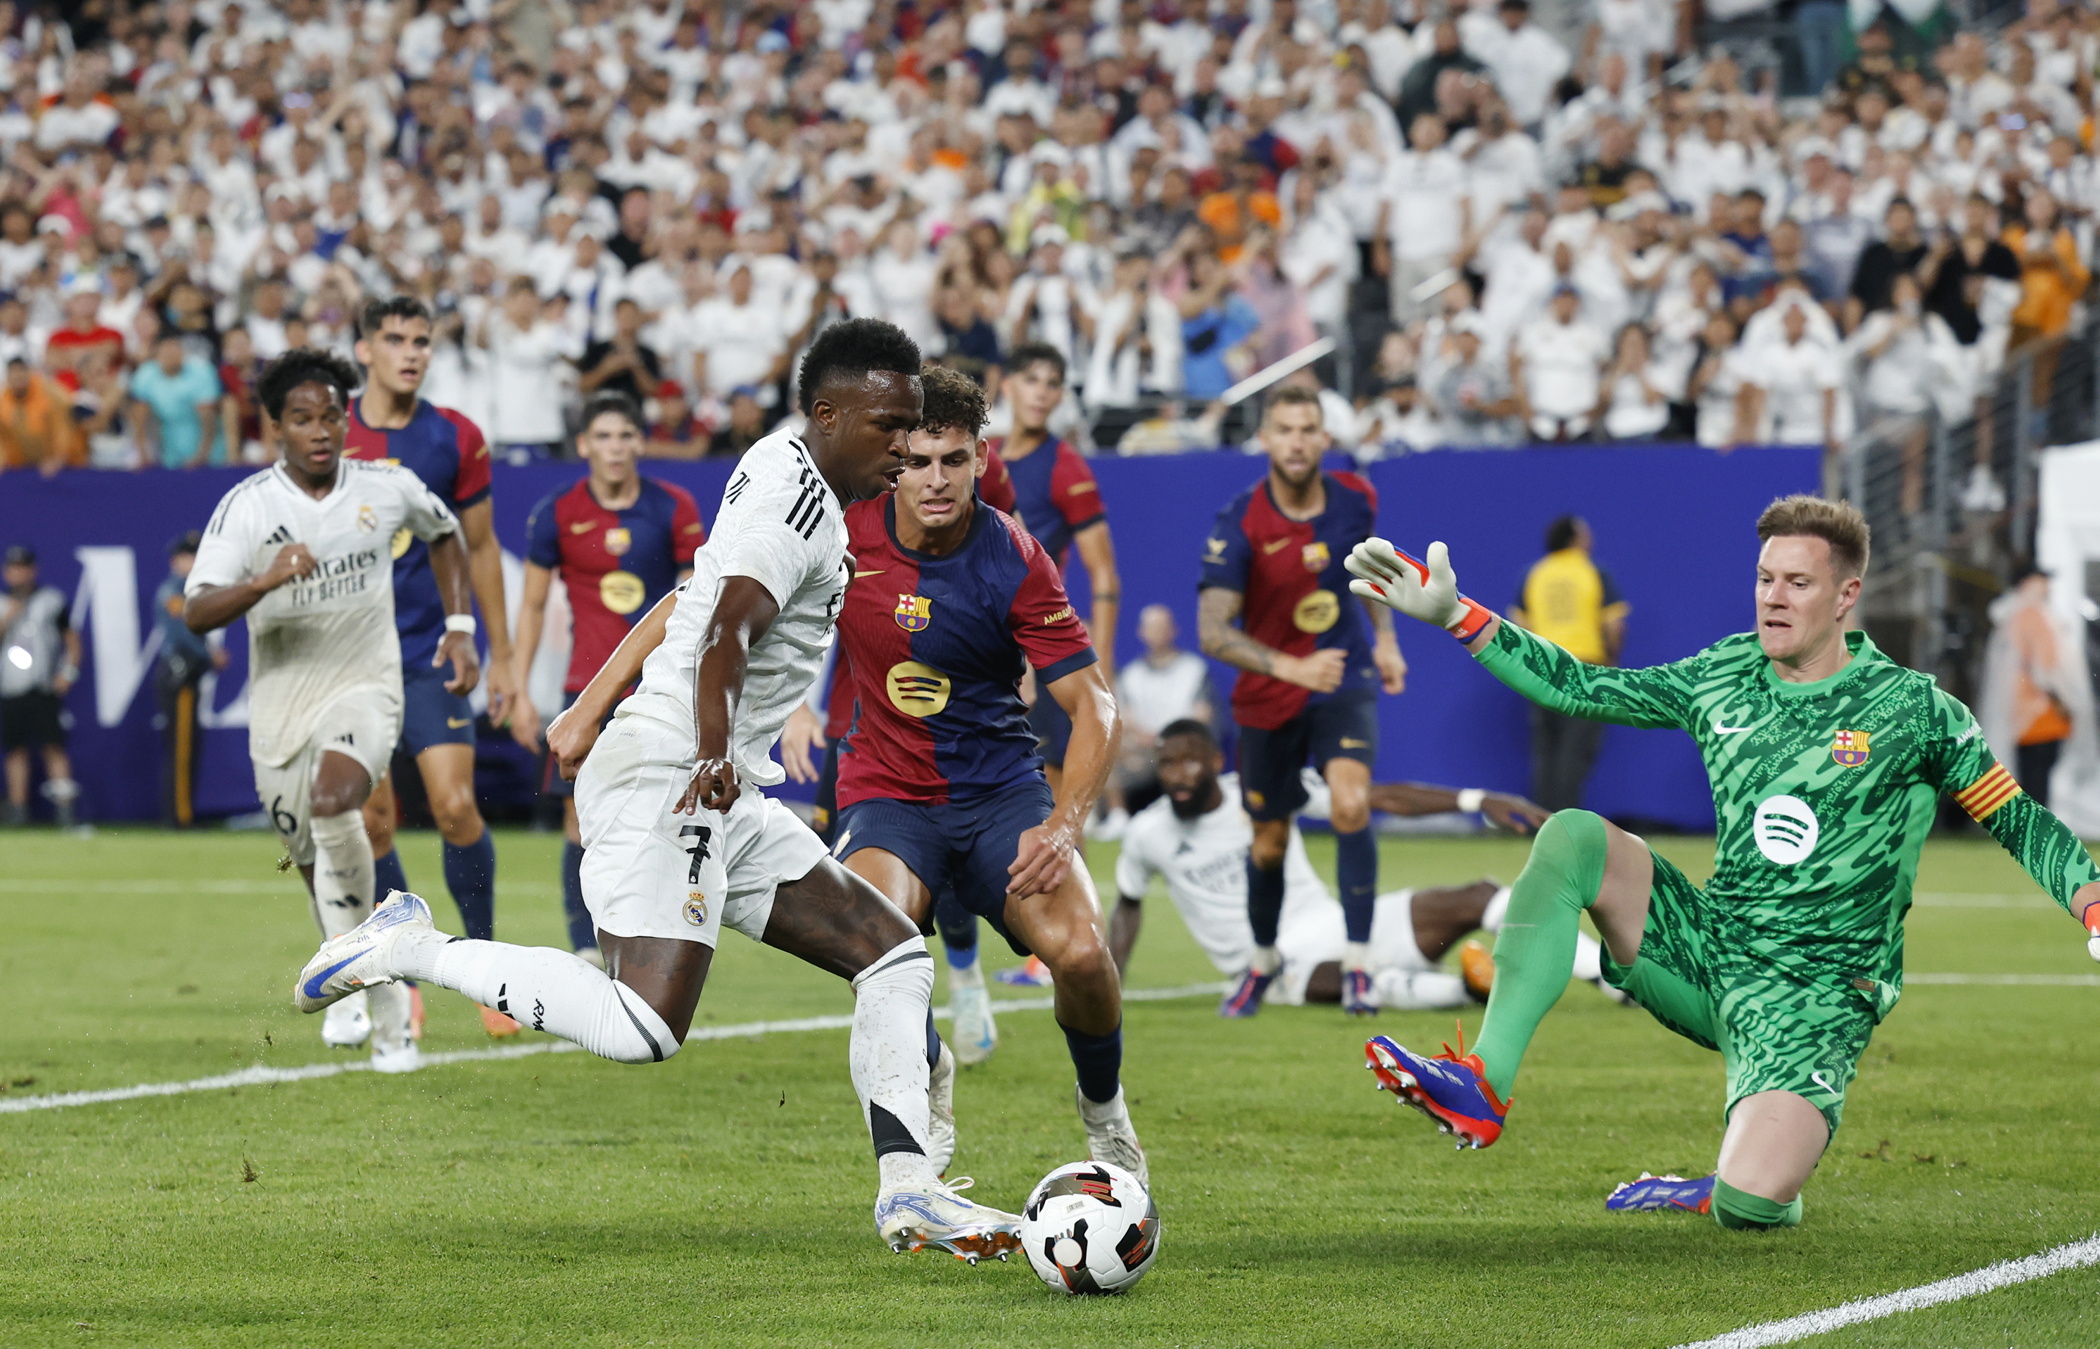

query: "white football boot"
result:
(1077, 1085), (1149, 1187)
(295, 890), (435, 1013)
(320, 990), (371, 1048)
(927, 1042), (958, 1176)
(947, 965), (998, 1066)
(874, 1177), (1023, 1264)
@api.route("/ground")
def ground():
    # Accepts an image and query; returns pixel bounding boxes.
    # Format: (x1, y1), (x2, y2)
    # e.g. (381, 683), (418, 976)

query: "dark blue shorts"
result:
(835, 778), (1055, 955)
(400, 663), (476, 756)
(1027, 690), (1072, 769)
(1237, 691), (1378, 822)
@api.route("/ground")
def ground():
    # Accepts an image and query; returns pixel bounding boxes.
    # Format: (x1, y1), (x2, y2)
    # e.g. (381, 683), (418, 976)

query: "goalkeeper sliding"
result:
(1344, 495), (2100, 1231)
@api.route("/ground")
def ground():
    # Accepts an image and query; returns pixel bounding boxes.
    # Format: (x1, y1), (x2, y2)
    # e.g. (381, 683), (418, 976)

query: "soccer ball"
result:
(1018, 1161), (1159, 1295)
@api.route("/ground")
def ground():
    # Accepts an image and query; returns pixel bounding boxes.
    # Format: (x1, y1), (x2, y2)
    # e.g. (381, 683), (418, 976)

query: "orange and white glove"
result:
(2085, 904), (2100, 963)
(1346, 538), (1495, 643)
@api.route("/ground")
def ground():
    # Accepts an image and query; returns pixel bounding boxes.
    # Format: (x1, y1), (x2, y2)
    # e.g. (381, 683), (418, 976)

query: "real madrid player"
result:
(347, 295), (518, 1041)
(826, 366), (1143, 1182)
(516, 392), (704, 961)
(295, 320), (1028, 1261)
(1109, 719), (1632, 1012)
(186, 348), (478, 1073)
(1198, 385), (1409, 1017)
(1346, 496), (2100, 1231)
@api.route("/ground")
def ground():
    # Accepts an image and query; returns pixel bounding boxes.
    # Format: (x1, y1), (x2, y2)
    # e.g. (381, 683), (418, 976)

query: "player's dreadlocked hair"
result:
(916, 362), (988, 438)
(258, 347), (362, 420)
(578, 389), (645, 435)
(1757, 495), (1871, 580)
(356, 294), (433, 339)
(796, 317), (922, 414)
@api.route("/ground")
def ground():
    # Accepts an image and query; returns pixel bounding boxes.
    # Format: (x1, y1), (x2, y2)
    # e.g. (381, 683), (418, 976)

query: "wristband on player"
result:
(1455, 788), (1486, 814)
(444, 614), (478, 637)
(1383, 544), (1496, 642)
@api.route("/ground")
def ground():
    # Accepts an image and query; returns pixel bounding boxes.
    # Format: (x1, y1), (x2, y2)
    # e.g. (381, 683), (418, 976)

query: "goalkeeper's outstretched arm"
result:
(1346, 538), (1690, 729)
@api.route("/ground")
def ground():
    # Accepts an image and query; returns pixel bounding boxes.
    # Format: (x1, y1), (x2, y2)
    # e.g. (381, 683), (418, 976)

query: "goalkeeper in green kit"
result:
(1345, 496), (2100, 1231)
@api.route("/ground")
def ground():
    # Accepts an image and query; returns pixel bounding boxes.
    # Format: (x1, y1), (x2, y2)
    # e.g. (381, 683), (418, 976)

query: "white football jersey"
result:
(188, 459), (459, 766)
(620, 427), (851, 786)
(1114, 772), (1333, 977)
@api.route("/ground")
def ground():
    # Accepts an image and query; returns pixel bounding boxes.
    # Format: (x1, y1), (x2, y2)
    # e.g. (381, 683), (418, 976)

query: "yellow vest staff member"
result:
(1509, 516), (1629, 810)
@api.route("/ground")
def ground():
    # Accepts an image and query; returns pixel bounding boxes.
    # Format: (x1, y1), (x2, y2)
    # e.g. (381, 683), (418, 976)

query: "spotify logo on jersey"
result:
(1753, 794), (1820, 864)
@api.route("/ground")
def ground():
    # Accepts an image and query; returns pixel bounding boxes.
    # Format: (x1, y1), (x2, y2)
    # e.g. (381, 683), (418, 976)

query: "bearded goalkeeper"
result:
(1344, 495), (2100, 1232)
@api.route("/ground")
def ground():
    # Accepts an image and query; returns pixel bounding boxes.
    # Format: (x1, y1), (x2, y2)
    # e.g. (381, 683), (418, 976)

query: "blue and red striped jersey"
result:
(990, 435), (1102, 564)
(835, 496), (1095, 808)
(346, 400), (491, 667)
(1199, 471), (1381, 730)
(525, 476), (705, 692)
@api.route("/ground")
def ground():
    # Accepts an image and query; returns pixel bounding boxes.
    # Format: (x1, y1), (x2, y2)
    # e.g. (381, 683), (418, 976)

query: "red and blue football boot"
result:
(1605, 1173), (1715, 1214)
(1218, 966), (1277, 1018)
(1364, 1027), (1509, 1149)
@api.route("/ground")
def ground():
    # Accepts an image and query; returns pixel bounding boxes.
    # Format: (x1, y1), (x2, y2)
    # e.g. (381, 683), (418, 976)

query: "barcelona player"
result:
(830, 364), (1144, 1182)
(515, 391), (705, 962)
(348, 295), (520, 1041)
(1198, 385), (1408, 1018)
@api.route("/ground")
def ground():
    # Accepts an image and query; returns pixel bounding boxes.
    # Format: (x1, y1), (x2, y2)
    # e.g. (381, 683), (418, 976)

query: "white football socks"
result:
(308, 810), (374, 939)
(1481, 885), (1512, 934)
(947, 958), (986, 992)
(1480, 883), (1605, 981)
(1249, 943), (1281, 976)
(1374, 968), (1469, 1010)
(1342, 940), (1372, 973)
(853, 937), (938, 1189)
(390, 933), (679, 1064)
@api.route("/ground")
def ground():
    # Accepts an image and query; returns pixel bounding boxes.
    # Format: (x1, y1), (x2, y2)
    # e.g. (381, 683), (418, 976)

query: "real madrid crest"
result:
(1831, 729), (1870, 767)
(683, 895), (709, 926)
(356, 504), (379, 533)
(894, 593), (932, 632)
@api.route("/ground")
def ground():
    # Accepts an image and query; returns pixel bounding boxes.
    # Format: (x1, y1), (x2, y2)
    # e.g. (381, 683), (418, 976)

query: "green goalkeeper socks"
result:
(1712, 1178), (1803, 1230)
(1471, 809), (1608, 1100)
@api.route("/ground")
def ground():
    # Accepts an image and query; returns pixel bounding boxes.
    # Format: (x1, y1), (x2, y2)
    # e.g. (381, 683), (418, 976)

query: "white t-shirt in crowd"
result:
(1516, 315), (1611, 420)
(1740, 337), (1839, 442)
(1115, 651), (1211, 736)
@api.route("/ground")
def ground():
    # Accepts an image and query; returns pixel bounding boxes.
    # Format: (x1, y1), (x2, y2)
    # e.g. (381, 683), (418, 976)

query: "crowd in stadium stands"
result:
(0, 0), (2089, 473)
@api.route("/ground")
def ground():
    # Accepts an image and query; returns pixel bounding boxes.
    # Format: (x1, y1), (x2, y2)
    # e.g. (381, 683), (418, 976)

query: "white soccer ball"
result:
(1018, 1161), (1159, 1295)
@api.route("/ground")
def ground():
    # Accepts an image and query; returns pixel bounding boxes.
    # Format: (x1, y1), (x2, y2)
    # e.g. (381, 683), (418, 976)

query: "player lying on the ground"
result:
(1111, 719), (1621, 1012)
(826, 365), (1146, 1184)
(1344, 495), (2100, 1231)
(186, 348), (480, 1074)
(294, 320), (1028, 1262)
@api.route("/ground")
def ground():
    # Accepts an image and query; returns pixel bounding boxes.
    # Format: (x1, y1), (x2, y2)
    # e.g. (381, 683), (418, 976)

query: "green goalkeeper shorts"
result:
(1598, 851), (1878, 1138)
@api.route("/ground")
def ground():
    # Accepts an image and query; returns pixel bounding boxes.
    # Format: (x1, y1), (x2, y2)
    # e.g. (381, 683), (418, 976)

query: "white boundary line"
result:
(1906, 972), (2100, 986)
(0, 982), (1227, 1117)
(1671, 1234), (2100, 1348)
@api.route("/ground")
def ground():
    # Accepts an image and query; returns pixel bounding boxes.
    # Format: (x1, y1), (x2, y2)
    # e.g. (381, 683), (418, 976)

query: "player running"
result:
(1345, 496), (2100, 1231)
(187, 348), (478, 1073)
(829, 364), (1143, 1182)
(347, 295), (520, 1041)
(515, 391), (704, 963)
(295, 320), (1027, 1261)
(1111, 719), (1630, 1011)
(1198, 385), (1408, 1018)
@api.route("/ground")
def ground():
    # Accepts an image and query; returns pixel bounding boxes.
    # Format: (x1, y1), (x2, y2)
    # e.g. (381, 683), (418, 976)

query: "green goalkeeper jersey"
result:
(1476, 622), (2100, 1012)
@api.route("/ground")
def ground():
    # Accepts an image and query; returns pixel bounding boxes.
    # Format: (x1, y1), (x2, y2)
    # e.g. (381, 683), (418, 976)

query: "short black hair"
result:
(1544, 515), (1584, 552)
(917, 362), (988, 438)
(257, 347), (361, 419)
(1157, 718), (1218, 750)
(796, 317), (922, 414)
(356, 294), (433, 340)
(1263, 383), (1322, 423)
(1007, 341), (1066, 381)
(578, 389), (644, 435)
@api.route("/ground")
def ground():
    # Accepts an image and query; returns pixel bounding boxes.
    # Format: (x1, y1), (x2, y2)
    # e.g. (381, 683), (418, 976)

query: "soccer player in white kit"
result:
(185, 349), (480, 1073)
(294, 320), (1026, 1262)
(1111, 721), (1620, 1007)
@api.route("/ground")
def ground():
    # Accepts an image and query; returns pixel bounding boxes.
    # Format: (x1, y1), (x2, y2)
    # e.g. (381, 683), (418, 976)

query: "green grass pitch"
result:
(2, 826), (2098, 1347)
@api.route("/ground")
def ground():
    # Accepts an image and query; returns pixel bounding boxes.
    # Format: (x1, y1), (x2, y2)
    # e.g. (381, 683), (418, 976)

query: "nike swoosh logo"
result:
(1339, 738), (1369, 748)
(447, 717), (471, 728)
(853, 569), (885, 578)
(570, 521), (596, 534)
(1262, 539), (1291, 555)
(302, 952), (365, 1002)
(1713, 721), (1755, 735)
(1810, 1070), (1835, 1094)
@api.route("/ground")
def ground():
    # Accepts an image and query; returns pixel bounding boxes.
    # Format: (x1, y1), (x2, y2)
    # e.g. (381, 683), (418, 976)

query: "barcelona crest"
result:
(1301, 541), (1331, 572)
(1832, 729), (1871, 767)
(894, 593), (932, 632)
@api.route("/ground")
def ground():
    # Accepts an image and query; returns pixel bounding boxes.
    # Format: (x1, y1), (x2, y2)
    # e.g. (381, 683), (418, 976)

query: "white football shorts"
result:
(574, 713), (828, 947)
(1274, 890), (1431, 1005)
(252, 686), (401, 867)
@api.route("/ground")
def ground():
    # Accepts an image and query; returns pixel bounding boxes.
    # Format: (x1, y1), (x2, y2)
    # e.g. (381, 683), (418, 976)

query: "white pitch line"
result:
(1906, 972), (2100, 986)
(1671, 1233), (2100, 1349)
(0, 982), (1226, 1117)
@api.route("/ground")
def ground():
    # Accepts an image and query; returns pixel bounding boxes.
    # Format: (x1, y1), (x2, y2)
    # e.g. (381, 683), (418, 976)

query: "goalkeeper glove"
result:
(1345, 538), (1495, 643)
(2085, 903), (2100, 963)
